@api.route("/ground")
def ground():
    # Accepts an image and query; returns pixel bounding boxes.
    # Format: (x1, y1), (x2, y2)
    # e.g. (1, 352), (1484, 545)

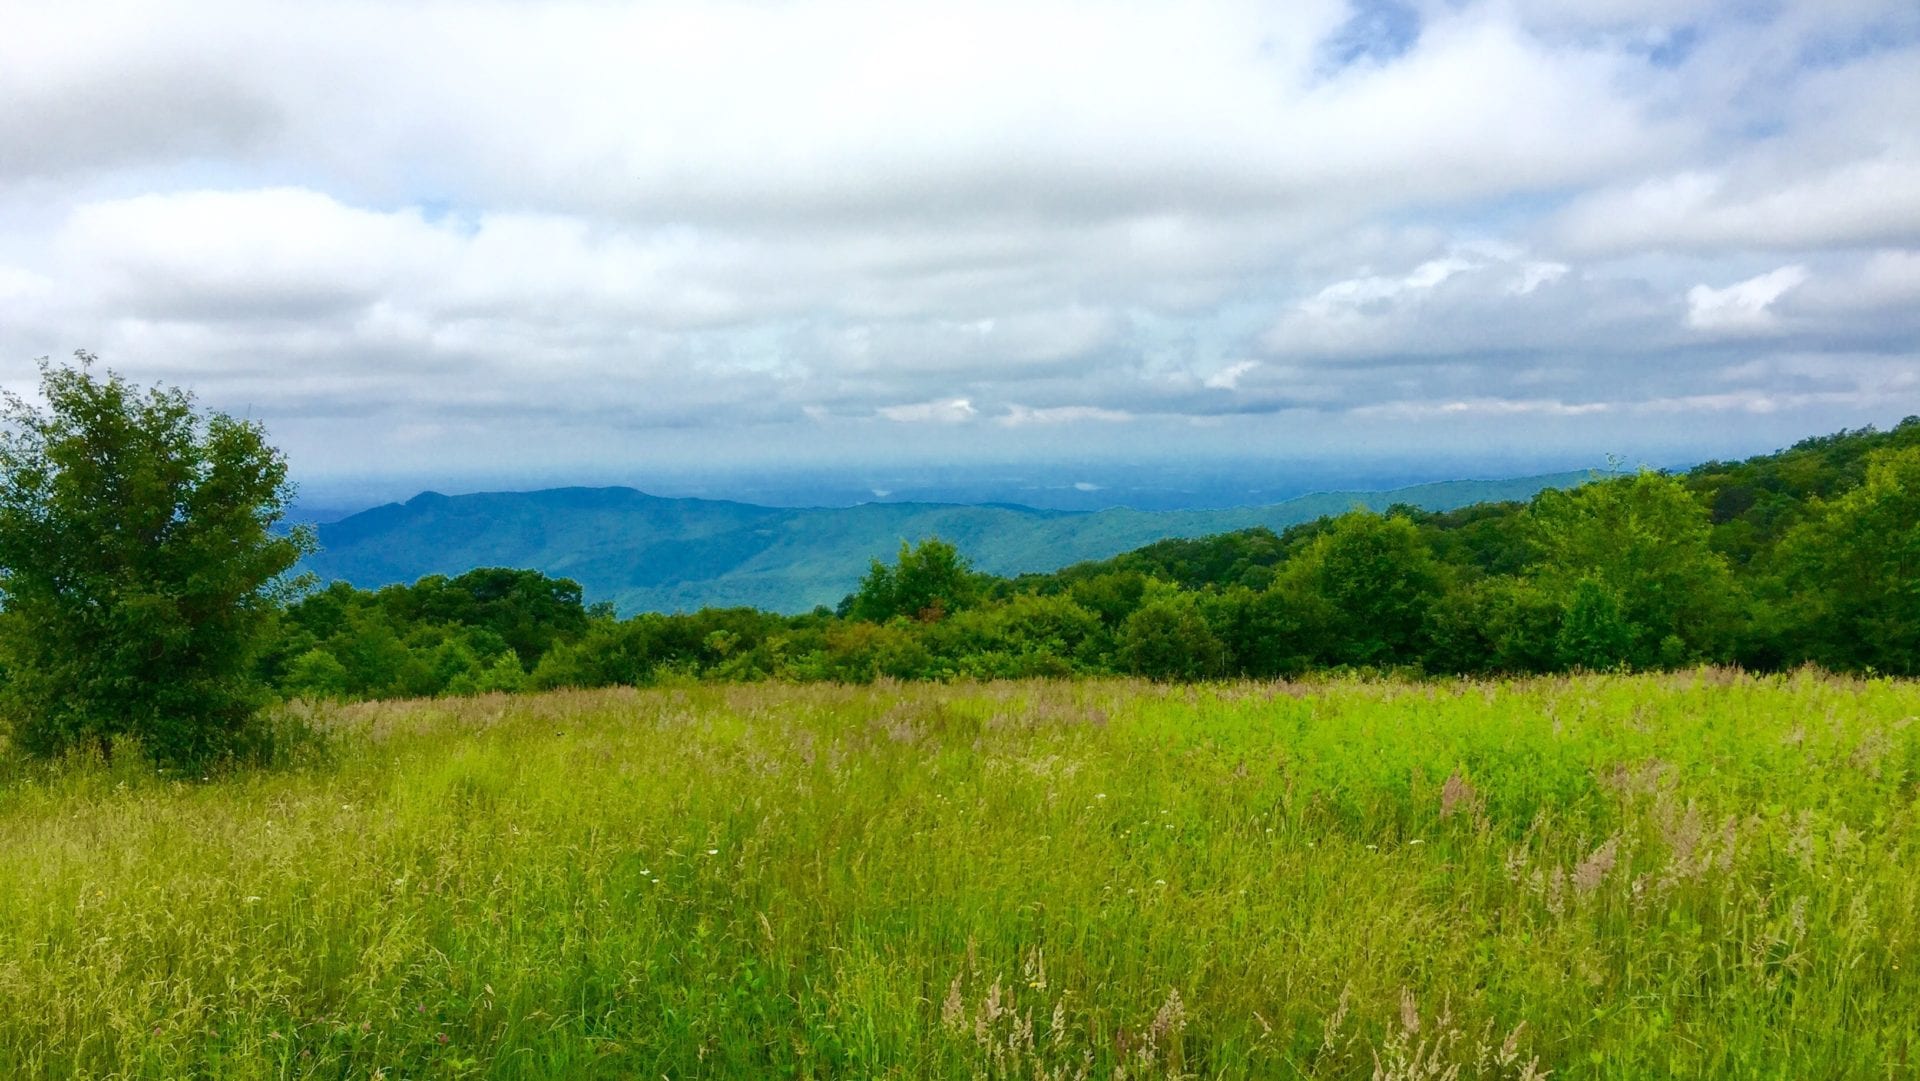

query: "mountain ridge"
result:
(301, 470), (1594, 613)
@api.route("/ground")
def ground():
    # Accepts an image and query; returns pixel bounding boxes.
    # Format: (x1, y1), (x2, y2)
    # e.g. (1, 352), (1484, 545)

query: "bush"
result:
(1116, 595), (1226, 681)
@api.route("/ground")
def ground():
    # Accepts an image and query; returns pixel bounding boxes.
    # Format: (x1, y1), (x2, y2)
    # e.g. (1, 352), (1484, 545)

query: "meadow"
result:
(1, 673), (1916, 1079)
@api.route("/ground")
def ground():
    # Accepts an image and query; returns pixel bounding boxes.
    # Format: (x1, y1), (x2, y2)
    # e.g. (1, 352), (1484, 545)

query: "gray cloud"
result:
(2, 0), (1918, 487)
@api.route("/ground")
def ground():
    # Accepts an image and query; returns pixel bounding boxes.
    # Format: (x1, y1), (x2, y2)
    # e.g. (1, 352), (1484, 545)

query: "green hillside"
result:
(301, 472), (1590, 613)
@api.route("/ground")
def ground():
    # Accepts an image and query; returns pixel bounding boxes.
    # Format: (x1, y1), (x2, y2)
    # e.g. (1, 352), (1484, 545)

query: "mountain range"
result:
(299, 471), (1591, 613)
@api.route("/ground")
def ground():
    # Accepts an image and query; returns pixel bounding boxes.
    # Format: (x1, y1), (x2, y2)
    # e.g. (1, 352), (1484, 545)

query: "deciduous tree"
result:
(0, 355), (312, 767)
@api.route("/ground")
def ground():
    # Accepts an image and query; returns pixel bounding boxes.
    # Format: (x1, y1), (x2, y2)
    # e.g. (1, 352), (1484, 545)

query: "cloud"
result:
(1, 0), (1917, 483)
(1686, 265), (1810, 333)
(1559, 158), (1920, 254)
(1204, 361), (1260, 390)
(1352, 397), (1612, 419)
(1261, 245), (1670, 361)
(877, 398), (978, 424)
(997, 404), (1135, 427)
(58, 189), (445, 320)
(1788, 249), (1920, 313)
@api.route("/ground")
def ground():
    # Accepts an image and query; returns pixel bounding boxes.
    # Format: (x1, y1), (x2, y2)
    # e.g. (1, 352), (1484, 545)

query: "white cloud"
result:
(997, 404), (1134, 427)
(1686, 265), (1809, 334)
(58, 189), (448, 320)
(1560, 156), (1920, 254)
(1353, 397), (1612, 419)
(877, 398), (977, 424)
(1204, 361), (1260, 390)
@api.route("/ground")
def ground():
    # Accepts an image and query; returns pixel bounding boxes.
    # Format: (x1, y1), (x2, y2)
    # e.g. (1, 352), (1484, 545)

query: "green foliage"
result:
(0, 355), (312, 768)
(1274, 511), (1445, 668)
(1553, 579), (1635, 671)
(1777, 445), (1920, 674)
(1065, 569), (1149, 628)
(1202, 584), (1310, 677)
(276, 569), (588, 700)
(1423, 577), (1561, 674)
(929, 593), (1104, 678)
(382, 567), (588, 667)
(1117, 592), (1227, 680)
(844, 537), (983, 623)
(820, 619), (934, 682)
(1063, 527), (1288, 590)
(1527, 471), (1739, 669)
(1686, 415), (1920, 566)
(282, 648), (352, 700)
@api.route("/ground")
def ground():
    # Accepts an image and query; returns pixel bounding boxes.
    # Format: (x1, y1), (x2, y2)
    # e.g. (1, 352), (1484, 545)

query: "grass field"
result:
(2, 673), (1917, 1079)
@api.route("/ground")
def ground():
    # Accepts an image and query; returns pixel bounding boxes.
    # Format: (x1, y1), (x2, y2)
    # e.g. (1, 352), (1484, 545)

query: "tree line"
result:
(3, 355), (1915, 770)
(263, 417), (1920, 697)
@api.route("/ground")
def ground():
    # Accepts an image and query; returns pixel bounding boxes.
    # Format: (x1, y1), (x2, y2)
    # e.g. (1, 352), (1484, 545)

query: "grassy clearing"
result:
(1, 673), (1917, 1079)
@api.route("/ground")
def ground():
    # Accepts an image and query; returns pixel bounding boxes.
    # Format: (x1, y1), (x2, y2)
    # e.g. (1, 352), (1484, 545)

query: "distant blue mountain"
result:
(300, 471), (1590, 613)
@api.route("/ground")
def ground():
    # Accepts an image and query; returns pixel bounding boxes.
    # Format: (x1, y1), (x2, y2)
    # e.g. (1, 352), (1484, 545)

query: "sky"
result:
(3, 0), (1919, 506)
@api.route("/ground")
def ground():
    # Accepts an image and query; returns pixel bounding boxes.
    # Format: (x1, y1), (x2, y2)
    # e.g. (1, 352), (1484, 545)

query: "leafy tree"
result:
(931, 593), (1104, 678)
(474, 650), (529, 694)
(0, 355), (312, 767)
(822, 620), (934, 681)
(1067, 570), (1149, 629)
(845, 538), (982, 623)
(426, 636), (483, 695)
(1202, 584), (1310, 678)
(1777, 446), (1920, 674)
(1116, 593), (1227, 681)
(381, 567), (587, 667)
(1553, 579), (1635, 671)
(1424, 577), (1562, 674)
(1274, 511), (1444, 668)
(1527, 472), (1739, 668)
(282, 647), (352, 700)
(561, 618), (660, 687)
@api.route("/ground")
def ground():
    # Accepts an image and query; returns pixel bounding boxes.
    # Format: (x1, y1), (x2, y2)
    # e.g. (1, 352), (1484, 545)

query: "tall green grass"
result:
(2, 673), (1916, 1078)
